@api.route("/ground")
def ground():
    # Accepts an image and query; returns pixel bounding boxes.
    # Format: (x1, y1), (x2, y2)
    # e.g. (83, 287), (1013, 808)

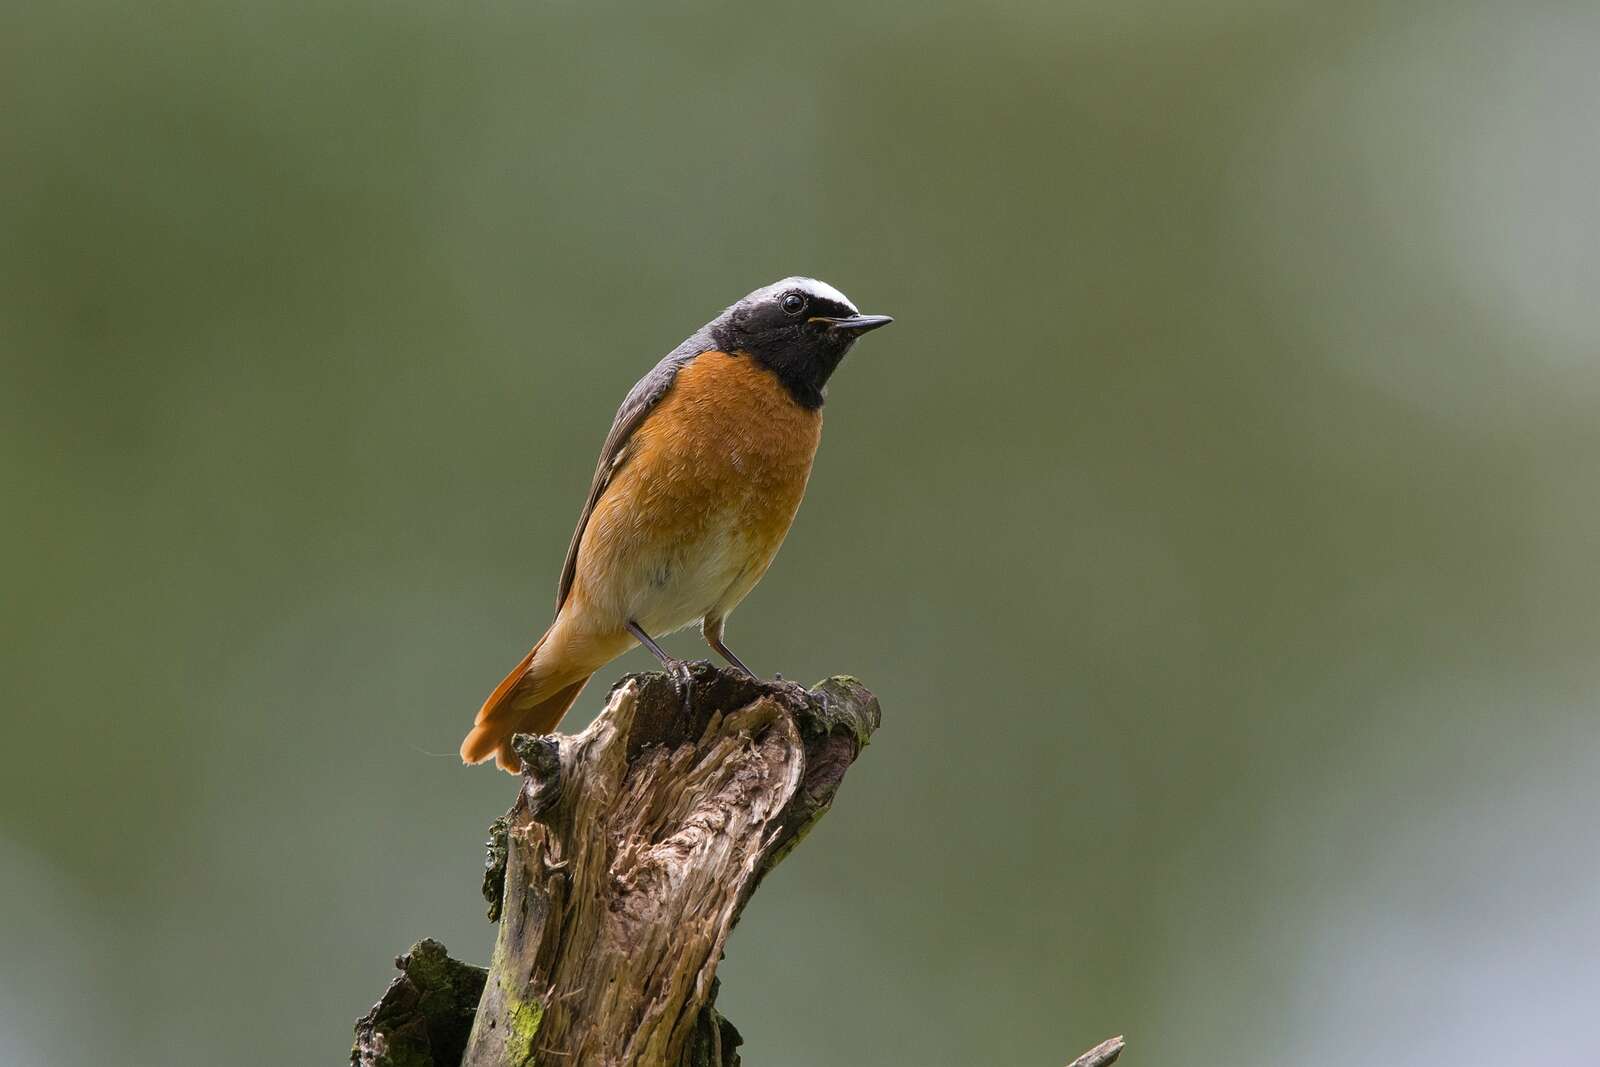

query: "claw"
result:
(624, 619), (697, 714)
(667, 659), (695, 714)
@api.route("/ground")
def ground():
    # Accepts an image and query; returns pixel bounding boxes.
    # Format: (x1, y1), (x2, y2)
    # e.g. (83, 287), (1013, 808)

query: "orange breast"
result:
(570, 351), (822, 632)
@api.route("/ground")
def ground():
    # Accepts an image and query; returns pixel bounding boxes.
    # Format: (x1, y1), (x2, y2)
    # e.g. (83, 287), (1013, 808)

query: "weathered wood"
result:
(1065, 1034), (1125, 1067)
(464, 662), (879, 1066)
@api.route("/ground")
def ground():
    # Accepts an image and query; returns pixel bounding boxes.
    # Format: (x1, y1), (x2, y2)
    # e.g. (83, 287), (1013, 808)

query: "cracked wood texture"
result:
(463, 662), (880, 1067)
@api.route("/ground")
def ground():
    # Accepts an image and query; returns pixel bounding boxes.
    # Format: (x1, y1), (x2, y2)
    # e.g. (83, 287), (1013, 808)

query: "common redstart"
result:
(460, 278), (892, 771)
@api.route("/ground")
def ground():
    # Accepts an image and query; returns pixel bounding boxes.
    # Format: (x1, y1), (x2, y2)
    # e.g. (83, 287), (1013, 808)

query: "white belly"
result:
(612, 510), (757, 635)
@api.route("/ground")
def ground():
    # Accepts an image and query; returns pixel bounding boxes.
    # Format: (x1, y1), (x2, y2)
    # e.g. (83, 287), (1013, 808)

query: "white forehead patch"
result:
(763, 276), (858, 314)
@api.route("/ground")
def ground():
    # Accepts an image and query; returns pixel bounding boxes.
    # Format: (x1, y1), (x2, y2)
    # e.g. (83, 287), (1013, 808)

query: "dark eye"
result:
(781, 292), (807, 315)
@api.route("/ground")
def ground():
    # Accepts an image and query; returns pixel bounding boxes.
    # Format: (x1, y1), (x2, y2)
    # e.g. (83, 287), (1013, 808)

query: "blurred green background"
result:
(5, 1), (1599, 1064)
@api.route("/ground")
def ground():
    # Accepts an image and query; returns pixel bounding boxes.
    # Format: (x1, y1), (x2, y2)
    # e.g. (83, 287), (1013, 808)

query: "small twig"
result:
(1066, 1035), (1125, 1067)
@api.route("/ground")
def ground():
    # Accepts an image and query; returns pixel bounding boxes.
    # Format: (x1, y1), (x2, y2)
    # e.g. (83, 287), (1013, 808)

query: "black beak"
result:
(814, 314), (894, 335)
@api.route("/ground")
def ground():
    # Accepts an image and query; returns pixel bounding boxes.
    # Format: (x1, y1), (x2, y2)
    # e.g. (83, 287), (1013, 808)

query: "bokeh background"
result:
(5, 1), (1599, 1064)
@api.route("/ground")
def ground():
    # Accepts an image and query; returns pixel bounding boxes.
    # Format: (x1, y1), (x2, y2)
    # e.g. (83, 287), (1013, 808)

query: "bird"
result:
(460, 277), (893, 771)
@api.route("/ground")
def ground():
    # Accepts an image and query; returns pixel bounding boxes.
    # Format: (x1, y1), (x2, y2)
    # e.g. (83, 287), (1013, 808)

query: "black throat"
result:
(712, 325), (849, 410)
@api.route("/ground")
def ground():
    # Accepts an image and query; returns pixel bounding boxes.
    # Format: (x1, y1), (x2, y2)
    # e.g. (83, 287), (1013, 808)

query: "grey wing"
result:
(553, 340), (709, 611)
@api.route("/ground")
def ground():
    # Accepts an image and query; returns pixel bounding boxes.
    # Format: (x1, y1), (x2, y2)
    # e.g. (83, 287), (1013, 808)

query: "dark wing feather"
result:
(554, 335), (713, 610)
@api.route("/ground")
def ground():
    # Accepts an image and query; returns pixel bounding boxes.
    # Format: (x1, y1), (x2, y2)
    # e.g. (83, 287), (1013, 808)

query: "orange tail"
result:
(460, 637), (592, 773)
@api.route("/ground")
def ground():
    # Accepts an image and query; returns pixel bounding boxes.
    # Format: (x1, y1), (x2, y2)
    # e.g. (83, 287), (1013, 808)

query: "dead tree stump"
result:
(354, 662), (880, 1067)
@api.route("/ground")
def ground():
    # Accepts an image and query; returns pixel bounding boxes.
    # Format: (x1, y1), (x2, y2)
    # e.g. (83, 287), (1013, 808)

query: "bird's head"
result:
(710, 277), (892, 408)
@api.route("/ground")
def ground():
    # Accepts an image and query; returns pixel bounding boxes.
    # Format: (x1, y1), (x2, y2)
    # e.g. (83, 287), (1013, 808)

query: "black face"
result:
(710, 287), (891, 409)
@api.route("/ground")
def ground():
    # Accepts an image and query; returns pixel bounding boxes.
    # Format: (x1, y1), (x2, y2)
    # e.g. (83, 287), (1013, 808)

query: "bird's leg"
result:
(701, 616), (755, 677)
(626, 620), (694, 712)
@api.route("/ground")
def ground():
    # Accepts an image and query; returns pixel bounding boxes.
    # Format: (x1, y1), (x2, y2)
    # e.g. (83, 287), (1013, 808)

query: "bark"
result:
(352, 940), (486, 1067)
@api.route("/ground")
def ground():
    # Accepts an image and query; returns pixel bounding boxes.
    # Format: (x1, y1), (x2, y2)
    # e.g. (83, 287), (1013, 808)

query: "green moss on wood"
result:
(350, 939), (486, 1067)
(482, 815), (509, 923)
(804, 676), (881, 748)
(503, 995), (544, 1064)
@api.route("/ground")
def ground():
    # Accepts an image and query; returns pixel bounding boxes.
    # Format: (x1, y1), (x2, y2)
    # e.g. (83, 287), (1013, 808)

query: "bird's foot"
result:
(665, 658), (695, 715)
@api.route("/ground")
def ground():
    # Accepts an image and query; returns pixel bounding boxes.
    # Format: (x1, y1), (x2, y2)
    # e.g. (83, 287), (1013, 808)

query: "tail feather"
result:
(460, 637), (592, 772)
